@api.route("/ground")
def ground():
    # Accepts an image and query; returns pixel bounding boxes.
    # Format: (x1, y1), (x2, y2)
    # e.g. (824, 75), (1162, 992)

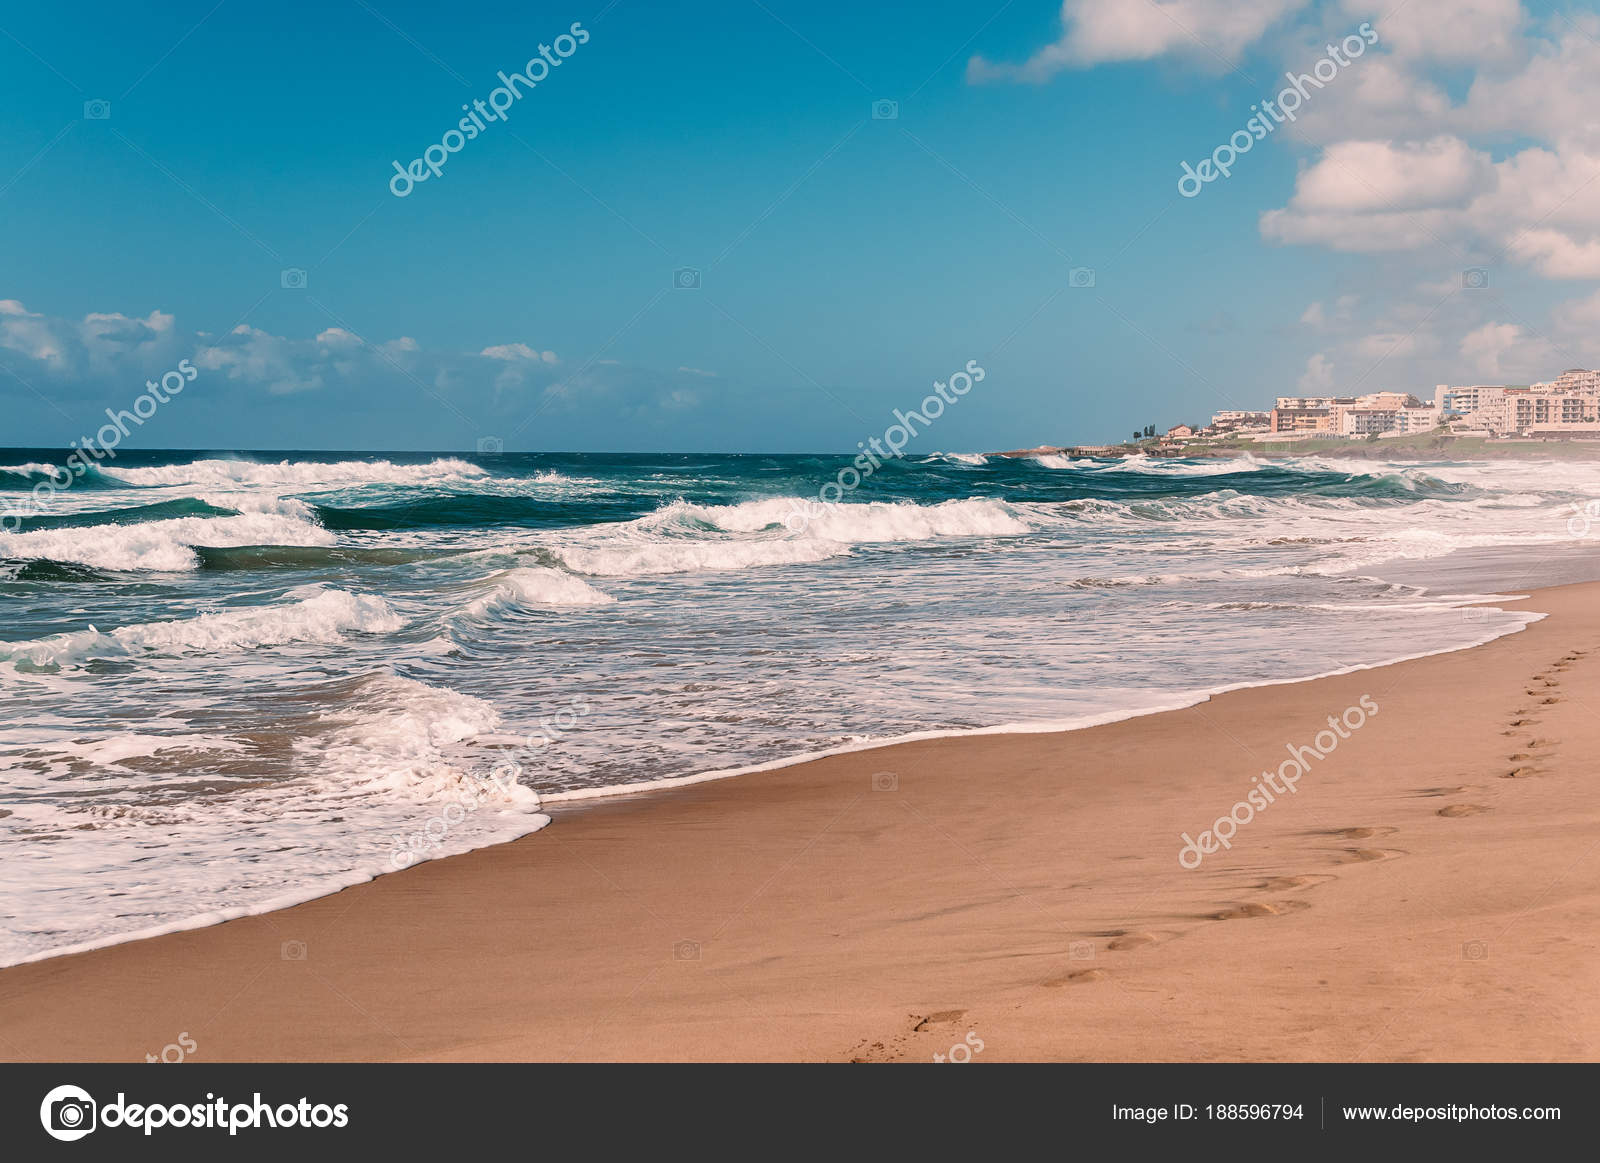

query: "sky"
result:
(2, 0), (1598, 452)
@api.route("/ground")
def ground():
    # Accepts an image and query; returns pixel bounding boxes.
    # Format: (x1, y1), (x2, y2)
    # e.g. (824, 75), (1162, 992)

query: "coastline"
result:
(5, 581), (1600, 1061)
(0, 603), (1540, 972)
(993, 440), (1600, 461)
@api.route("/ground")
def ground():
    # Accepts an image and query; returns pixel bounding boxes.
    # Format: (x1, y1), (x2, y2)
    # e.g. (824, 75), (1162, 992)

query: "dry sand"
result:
(4, 582), (1600, 1062)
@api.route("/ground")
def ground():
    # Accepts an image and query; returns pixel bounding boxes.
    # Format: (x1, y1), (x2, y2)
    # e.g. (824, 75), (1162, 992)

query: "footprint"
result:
(1212, 900), (1309, 921)
(1541, 696), (1563, 705)
(1313, 826), (1396, 840)
(1256, 874), (1336, 891)
(1438, 803), (1491, 817)
(1043, 969), (1107, 986)
(1330, 846), (1400, 864)
(1106, 932), (1160, 951)
(911, 1009), (966, 1032)
(1508, 719), (1534, 727)
(1503, 767), (1542, 779)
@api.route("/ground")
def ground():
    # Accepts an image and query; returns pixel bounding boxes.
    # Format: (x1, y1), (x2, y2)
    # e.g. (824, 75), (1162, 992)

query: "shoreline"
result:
(0, 600), (1538, 972)
(5, 581), (1600, 1060)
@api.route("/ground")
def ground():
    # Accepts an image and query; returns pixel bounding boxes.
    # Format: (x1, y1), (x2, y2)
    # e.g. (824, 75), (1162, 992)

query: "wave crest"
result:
(0, 511), (336, 571)
(3, 587), (405, 667)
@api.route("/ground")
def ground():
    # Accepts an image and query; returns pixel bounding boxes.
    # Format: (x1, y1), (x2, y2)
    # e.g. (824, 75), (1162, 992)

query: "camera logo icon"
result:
(1462, 267), (1490, 290)
(673, 939), (701, 961)
(1068, 940), (1095, 961)
(1462, 939), (1489, 961)
(281, 939), (308, 961)
(40, 1085), (97, 1141)
(280, 268), (308, 290)
(83, 99), (111, 120)
(673, 267), (701, 290)
(1069, 267), (1096, 288)
(871, 771), (898, 792)
(476, 435), (504, 455)
(871, 99), (899, 120)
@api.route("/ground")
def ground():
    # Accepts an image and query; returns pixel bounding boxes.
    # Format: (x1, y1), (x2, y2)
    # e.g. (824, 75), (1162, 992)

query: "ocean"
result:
(1, 448), (1591, 965)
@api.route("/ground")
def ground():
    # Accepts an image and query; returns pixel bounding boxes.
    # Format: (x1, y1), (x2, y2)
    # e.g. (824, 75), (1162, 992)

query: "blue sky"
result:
(2, 0), (1597, 451)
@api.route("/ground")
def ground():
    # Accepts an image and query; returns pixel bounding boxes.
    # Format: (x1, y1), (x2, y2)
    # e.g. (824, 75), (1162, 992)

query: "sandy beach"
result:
(4, 580), (1599, 1063)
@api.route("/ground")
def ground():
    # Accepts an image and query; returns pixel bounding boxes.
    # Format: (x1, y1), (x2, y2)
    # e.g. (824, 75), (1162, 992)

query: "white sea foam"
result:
(658, 496), (1030, 541)
(2, 587), (405, 666)
(0, 673), (549, 967)
(543, 606), (1542, 807)
(1116, 453), (1264, 476)
(50, 733), (249, 766)
(0, 461), (69, 479)
(552, 536), (845, 577)
(462, 567), (616, 618)
(97, 457), (490, 490)
(0, 511), (335, 570)
(539, 497), (1029, 577)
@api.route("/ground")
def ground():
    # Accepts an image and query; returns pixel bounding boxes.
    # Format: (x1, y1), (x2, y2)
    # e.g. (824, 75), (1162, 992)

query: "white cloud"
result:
(1259, 8), (1600, 282)
(1288, 137), (1494, 214)
(0, 301), (178, 378)
(1300, 294), (1360, 329)
(481, 342), (559, 364)
(0, 299), (721, 439)
(195, 324), (325, 396)
(967, 0), (1306, 81)
(1354, 329), (1435, 360)
(1460, 320), (1552, 378)
(1262, 136), (1600, 277)
(1298, 352), (1336, 390)
(1349, 0), (1524, 64)
(316, 327), (362, 349)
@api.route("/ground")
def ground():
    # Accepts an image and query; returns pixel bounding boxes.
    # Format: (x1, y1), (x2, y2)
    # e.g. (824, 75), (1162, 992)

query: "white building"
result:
(1435, 384), (1506, 416)
(1210, 409), (1270, 431)
(1473, 386), (1600, 434)
(1396, 405), (1442, 433)
(1338, 408), (1398, 436)
(1328, 393), (1424, 437)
